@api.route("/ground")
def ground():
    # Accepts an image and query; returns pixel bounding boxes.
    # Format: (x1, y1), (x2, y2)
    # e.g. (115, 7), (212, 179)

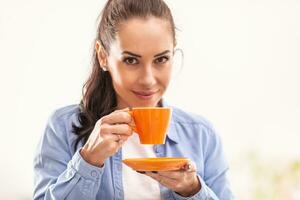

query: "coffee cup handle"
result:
(127, 110), (138, 133)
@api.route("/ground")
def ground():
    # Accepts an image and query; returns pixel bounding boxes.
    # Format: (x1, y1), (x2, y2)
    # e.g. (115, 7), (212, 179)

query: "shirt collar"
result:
(161, 98), (179, 144)
(166, 122), (179, 144)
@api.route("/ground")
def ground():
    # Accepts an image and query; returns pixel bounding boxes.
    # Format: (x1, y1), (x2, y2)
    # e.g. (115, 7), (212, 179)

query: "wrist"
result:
(80, 147), (105, 167)
(177, 176), (201, 197)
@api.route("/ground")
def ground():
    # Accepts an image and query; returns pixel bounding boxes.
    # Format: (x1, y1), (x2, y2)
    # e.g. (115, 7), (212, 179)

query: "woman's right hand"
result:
(80, 108), (134, 167)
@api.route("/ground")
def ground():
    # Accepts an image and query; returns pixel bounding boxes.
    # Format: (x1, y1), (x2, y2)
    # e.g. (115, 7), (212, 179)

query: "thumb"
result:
(181, 160), (197, 172)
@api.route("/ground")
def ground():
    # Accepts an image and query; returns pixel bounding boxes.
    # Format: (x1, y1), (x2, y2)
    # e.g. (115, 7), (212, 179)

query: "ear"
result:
(95, 40), (108, 68)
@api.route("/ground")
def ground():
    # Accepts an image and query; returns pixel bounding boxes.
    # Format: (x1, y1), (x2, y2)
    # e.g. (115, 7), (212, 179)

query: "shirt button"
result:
(69, 170), (75, 176)
(91, 170), (98, 178)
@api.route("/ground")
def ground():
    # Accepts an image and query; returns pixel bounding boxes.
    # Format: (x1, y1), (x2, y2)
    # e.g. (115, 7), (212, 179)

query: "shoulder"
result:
(49, 104), (80, 124)
(171, 106), (214, 131)
(44, 105), (81, 150)
(169, 106), (223, 153)
(51, 104), (80, 119)
(46, 104), (81, 135)
(36, 105), (81, 155)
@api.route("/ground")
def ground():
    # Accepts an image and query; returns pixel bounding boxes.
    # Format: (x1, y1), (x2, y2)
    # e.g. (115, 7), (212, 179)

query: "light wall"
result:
(1, 0), (299, 199)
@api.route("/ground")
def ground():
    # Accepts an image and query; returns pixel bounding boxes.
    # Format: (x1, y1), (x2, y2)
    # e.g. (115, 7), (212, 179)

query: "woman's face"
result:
(97, 17), (174, 109)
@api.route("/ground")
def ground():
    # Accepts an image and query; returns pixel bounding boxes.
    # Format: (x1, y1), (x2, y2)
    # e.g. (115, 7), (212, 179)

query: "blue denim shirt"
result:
(33, 102), (234, 200)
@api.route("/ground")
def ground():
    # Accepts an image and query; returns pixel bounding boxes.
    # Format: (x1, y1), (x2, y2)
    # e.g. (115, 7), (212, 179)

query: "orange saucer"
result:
(122, 157), (189, 171)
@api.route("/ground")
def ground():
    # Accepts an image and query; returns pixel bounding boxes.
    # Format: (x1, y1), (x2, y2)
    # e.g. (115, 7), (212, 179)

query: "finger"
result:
(105, 137), (127, 153)
(104, 133), (129, 142)
(112, 108), (135, 128)
(101, 111), (132, 124)
(113, 133), (131, 142)
(157, 170), (184, 180)
(101, 138), (122, 153)
(144, 172), (178, 187)
(181, 160), (197, 173)
(108, 124), (133, 136)
(112, 108), (136, 130)
(100, 123), (132, 137)
(128, 121), (137, 132)
(144, 172), (175, 182)
(113, 107), (130, 113)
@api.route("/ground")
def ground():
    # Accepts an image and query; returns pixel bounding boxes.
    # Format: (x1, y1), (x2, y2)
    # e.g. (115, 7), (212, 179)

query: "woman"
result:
(33, 0), (233, 199)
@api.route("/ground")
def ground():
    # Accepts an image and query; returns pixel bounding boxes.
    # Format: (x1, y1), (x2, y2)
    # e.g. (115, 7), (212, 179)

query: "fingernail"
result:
(136, 171), (145, 174)
(187, 164), (191, 170)
(182, 163), (190, 171)
(151, 171), (158, 174)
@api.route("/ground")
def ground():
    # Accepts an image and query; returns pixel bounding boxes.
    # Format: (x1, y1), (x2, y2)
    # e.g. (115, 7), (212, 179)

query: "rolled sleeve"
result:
(171, 175), (219, 200)
(33, 107), (104, 200)
(70, 148), (105, 182)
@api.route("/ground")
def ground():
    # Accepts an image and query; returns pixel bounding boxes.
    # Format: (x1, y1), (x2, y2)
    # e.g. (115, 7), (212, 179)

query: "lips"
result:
(132, 90), (158, 100)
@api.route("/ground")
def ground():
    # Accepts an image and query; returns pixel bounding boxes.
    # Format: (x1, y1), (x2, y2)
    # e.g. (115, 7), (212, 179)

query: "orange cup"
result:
(128, 107), (172, 144)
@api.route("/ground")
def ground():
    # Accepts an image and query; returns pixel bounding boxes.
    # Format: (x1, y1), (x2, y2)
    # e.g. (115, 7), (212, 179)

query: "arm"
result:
(171, 126), (234, 200)
(33, 112), (103, 200)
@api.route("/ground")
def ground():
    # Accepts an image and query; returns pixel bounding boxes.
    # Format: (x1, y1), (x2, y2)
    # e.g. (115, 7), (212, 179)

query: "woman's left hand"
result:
(139, 161), (201, 197)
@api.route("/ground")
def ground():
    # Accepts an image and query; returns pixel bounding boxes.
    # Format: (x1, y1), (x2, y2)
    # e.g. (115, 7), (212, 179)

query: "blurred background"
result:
(0, 0), (299, 199)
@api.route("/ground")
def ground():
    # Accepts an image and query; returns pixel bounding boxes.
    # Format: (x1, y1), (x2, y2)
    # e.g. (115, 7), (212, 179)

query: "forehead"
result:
(113, 17), (174, 54)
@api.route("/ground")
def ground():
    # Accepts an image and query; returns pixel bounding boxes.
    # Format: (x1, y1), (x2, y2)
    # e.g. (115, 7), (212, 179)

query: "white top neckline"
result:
(122, 132), (162, 200)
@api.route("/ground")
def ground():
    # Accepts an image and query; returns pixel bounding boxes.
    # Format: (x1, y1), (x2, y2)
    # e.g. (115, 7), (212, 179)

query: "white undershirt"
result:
(122, 132), (162, 200)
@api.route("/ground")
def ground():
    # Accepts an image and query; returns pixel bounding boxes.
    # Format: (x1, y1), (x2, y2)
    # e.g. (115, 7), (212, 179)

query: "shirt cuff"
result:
(69, 148), (105, 182)
(171, 175), (209, 200)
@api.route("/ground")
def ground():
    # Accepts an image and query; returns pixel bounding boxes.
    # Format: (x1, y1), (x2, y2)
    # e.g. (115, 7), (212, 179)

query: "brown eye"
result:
(154, 56), (169, 64)
(123, 57), (139, 65)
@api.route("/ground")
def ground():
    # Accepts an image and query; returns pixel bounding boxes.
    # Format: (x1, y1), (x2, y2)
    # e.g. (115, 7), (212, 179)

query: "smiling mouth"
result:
(132, 90), (158, 100)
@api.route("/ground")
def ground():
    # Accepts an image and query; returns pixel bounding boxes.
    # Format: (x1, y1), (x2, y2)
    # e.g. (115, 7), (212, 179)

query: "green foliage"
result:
(233, 152), (300, 200)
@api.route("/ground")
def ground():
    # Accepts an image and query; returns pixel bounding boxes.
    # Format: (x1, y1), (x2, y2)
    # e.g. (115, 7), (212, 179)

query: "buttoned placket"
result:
(113, 149), (124, 200)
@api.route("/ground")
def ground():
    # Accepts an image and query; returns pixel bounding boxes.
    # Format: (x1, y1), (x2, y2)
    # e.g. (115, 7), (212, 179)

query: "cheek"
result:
(159, 65), (172, 86)
(117, 75), (134, 89)
(109, 66), (134, 90)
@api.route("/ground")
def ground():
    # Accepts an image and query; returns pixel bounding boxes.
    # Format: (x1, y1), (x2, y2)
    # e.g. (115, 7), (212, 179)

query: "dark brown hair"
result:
(72, 0), (177, 151)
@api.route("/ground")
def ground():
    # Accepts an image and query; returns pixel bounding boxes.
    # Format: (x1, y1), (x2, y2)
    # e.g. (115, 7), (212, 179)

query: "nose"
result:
(137, 64), (156, 87)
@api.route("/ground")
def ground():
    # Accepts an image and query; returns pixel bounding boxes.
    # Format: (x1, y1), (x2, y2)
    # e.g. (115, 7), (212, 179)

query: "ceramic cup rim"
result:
(130, 107), (172, 110)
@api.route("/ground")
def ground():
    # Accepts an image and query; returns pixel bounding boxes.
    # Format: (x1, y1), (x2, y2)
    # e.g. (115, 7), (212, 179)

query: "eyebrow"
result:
(122, 50), (171, 58)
